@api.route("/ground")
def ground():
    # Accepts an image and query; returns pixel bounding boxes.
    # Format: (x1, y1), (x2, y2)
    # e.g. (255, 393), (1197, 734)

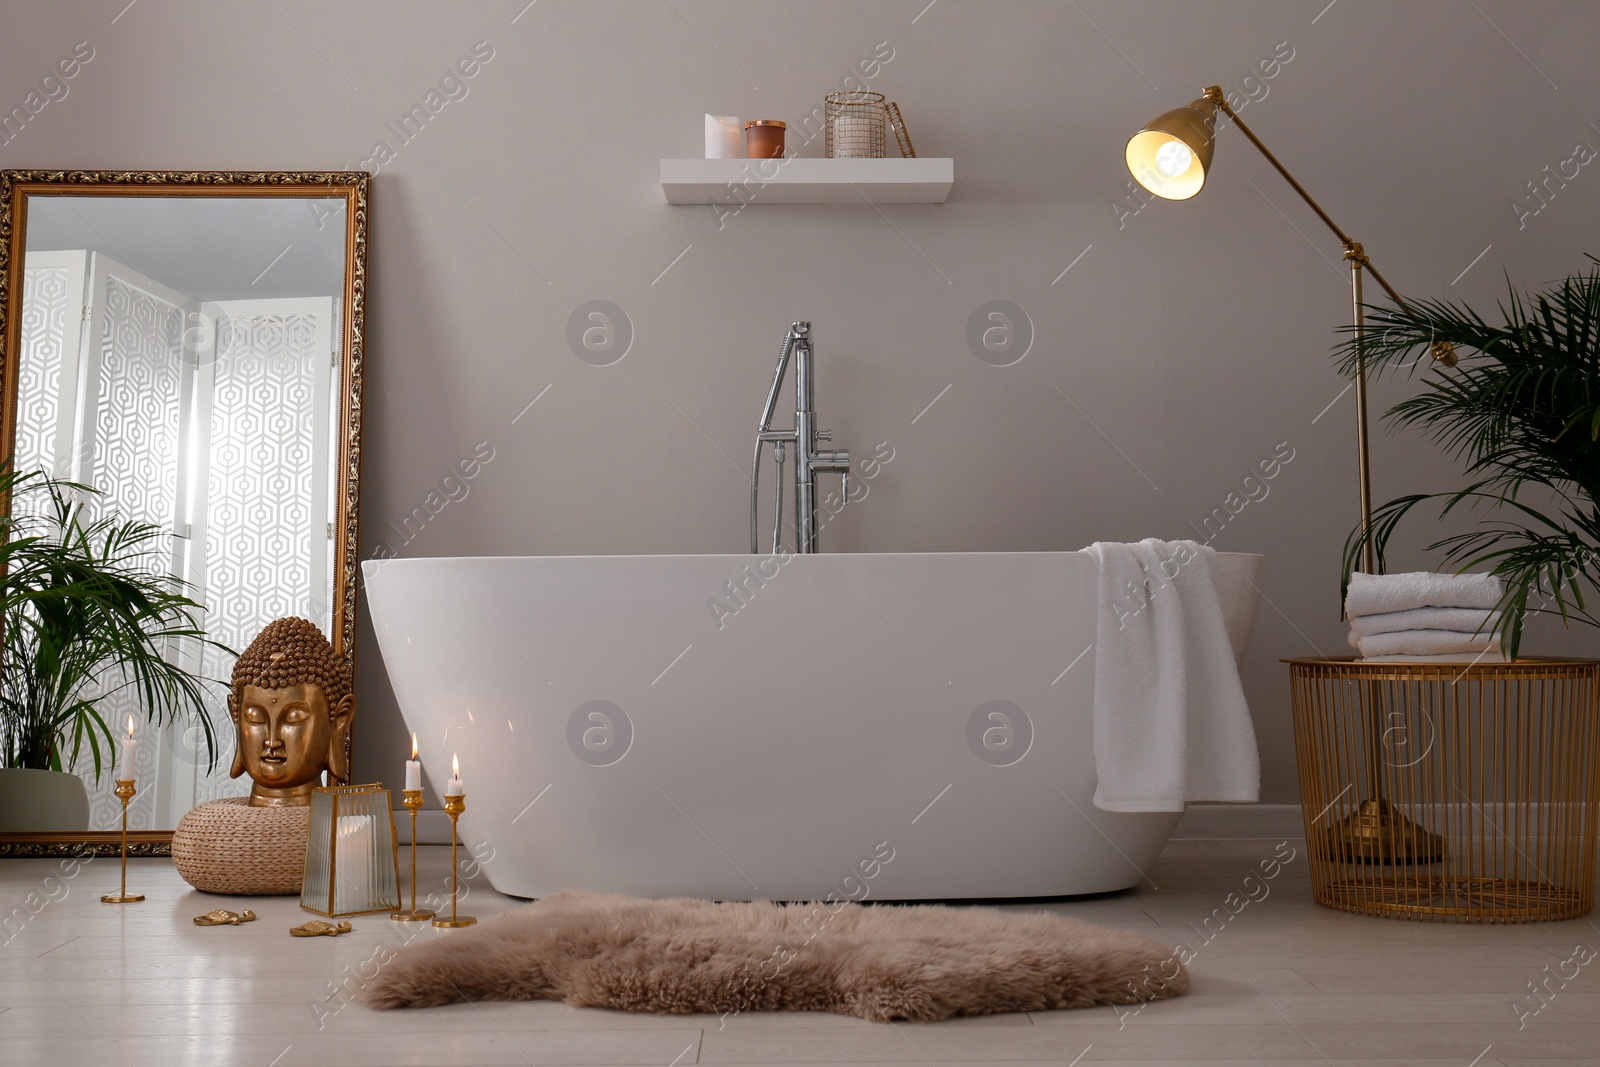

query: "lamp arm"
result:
(1202, 87), (1455, 579)
(1205, 86), (1444, 338)
(1203, 89), (1408, 310)
(1207, 91), (1355, 252)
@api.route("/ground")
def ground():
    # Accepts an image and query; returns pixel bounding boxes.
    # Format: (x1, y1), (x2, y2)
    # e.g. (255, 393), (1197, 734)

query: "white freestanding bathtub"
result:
(362, 551), (1263, 901)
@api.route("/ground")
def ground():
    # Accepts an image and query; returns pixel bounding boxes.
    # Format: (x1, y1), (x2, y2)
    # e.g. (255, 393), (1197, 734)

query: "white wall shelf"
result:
(660, 157), (953, 205)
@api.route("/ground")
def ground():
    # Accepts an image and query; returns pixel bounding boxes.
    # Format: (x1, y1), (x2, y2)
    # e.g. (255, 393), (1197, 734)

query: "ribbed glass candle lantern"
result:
(300, 784), (401, 917)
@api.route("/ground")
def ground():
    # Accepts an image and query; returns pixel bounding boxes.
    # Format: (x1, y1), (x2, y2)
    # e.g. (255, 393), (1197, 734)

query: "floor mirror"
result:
(0, 171), (367, 855)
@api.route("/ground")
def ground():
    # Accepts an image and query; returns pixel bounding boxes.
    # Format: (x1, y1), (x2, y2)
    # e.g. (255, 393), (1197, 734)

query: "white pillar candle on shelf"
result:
(335, 814), (373, 911)
(830, 113), (883, 158)
(405, 732), (421, 791)
(445, 753), (464, 796)
(705, 114), (742, 159)
(118, 716), (137, 780)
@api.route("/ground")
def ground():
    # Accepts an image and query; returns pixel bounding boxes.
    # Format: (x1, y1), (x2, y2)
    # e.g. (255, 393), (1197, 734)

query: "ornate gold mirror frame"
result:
(0, 171), (367, 856)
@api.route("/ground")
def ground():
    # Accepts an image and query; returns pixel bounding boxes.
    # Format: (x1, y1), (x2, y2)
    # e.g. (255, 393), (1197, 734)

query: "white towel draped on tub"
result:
(1082, 540), (1260, 813)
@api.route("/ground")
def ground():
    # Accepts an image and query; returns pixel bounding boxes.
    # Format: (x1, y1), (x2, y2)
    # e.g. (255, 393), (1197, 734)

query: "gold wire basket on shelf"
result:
(825, 91), (887, 158)
(1287, 657), (1600, 923)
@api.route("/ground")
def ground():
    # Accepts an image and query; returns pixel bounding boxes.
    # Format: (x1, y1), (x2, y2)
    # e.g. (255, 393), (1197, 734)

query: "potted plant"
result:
(1337, 257), (1600, 657)
(0, 468), (225, 832)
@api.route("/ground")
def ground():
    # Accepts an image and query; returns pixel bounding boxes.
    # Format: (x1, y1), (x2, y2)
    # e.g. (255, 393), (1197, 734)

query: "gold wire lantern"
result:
(1287, 657), (1600, 922)
(825, 91), (887, 158)
(300, 784), (402, 918)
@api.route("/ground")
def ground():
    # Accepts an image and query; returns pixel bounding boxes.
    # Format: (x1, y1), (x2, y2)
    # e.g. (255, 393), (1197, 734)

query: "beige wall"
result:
(5, 1), (1596, 805)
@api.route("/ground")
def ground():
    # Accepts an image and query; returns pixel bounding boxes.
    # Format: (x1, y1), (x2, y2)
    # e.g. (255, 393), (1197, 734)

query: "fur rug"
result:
(360, 889), (1187, 1022)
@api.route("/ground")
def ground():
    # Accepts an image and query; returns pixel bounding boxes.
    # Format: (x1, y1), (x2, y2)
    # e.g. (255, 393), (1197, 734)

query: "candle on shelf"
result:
(830, 112), (884, 158)
(405, 733), (422, 791)
(744, 120), (786, 159)
(704, 114), (742, 159)
(118, 716), (137, 780)
(445, 753), (463, 796)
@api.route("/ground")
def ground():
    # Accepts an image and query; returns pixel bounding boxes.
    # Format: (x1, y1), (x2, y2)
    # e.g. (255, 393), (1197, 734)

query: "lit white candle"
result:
(405, 732), (421, 791)
(705, 114), (742, 159)
(118, 716), (137, 781)
(445, 753), (463, 796)
(336, 814), (373, 911)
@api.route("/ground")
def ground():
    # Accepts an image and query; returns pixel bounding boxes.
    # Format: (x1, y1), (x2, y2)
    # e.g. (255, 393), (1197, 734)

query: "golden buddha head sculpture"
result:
(228, 617), (354, 807)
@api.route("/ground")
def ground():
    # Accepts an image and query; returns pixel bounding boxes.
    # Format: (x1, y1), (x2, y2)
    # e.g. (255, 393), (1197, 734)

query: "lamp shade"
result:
(1125, 96), (1218, 200)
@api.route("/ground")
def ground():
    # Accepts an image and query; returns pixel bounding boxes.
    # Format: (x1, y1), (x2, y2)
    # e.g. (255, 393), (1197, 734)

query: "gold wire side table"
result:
(1286, 657), (1600, 923)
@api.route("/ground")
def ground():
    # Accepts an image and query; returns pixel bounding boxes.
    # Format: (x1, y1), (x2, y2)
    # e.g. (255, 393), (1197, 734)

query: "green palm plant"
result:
(0, 467), (229, 780)
(1334, 257), (1600, 658)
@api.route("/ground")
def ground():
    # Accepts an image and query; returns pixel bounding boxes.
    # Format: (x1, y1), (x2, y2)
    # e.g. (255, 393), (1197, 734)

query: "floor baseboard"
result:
(1172, 803), (1304, 840)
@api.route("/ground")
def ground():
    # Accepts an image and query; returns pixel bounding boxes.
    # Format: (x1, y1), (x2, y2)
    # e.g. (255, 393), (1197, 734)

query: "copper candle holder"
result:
(431, 793), (476, 928)
(744, 119), (786, 159)
(100, 779), (145, 904)
(391, 789), (434, 921)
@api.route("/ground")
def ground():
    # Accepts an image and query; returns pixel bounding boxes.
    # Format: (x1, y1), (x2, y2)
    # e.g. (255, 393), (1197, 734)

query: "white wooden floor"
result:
(1, 839), (1596, 1065)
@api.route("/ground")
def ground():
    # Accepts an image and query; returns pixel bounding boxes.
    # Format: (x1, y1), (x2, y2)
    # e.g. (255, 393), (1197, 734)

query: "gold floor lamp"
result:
(1125, 86), (1456, 863)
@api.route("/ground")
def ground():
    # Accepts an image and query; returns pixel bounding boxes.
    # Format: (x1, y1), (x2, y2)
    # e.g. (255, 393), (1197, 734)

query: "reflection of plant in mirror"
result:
(0, 468), (229, 779)
(1335, 259), (1600, 657)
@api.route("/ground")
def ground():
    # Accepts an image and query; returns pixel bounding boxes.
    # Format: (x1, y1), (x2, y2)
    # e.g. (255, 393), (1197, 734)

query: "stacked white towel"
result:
(1344, 571), (1505, 661)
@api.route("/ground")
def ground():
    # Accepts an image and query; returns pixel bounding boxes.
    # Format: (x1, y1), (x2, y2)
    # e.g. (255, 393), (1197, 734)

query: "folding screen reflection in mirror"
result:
(0, 173), (367, 843)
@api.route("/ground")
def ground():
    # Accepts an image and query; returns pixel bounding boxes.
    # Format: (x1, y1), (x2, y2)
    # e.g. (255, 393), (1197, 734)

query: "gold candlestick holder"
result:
(431, 793), (476, 928)
(100, 779), (145, 904)
(390, 789), (434, 921)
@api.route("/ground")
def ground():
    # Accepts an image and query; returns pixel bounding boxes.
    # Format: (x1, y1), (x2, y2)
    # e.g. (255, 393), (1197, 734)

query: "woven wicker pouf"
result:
(172, 797), (310, 895)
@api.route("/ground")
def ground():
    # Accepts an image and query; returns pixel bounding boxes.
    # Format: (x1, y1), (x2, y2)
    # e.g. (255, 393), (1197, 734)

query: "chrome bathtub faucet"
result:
(750, 321), (850, 554)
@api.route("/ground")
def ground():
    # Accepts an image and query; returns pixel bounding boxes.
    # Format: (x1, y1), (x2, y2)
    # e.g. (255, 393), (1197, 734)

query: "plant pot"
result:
(0, 767), (91, 833)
